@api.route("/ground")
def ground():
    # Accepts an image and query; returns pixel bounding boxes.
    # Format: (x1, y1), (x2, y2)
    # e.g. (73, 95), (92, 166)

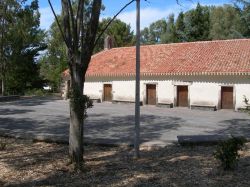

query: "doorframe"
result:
(102, 83), (113, 102)
(219, 85), (235, 110)
(175, 85), (190, 107)
(173, 81), (192, 108)
(143, 83), (158, 105)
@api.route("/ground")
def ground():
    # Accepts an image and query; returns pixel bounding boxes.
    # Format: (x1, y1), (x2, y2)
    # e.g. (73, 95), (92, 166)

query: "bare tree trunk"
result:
(49, 0), (134, 169)
(0, 62), (5, 96)
(1, 77), (4, 96)
(0, 16), (5, 96)
(69, 60), (84, 169)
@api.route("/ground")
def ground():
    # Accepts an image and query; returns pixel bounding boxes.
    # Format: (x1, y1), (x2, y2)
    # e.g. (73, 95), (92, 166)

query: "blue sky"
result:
(39, 0), (232, 31)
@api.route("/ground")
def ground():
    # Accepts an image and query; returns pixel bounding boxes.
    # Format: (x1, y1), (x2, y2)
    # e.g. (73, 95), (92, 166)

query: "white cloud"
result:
(112, 5), (182, 32)
(40, 6), (60, 30)
(103, 1), (228, 32)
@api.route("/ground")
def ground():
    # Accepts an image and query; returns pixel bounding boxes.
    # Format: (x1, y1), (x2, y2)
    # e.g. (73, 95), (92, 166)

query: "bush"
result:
(214, 136), (247, 170)
(243, 95), (249, 105)
(25, 89), (51, 96)
(0, 142), (7, 151)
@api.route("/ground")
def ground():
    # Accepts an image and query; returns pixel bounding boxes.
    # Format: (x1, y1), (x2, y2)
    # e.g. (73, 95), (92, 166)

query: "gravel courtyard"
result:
(0, 97), (250, 146)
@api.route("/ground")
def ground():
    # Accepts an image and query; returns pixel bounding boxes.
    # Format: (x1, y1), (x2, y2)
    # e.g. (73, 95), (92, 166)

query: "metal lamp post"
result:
(134, 0), (140, 158)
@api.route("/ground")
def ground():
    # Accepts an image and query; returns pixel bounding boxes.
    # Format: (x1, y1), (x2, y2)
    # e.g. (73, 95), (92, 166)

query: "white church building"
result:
(62, 39), (250, 111)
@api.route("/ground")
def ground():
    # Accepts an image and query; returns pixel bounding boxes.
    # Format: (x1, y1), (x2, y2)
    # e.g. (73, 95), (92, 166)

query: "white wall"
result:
(82, 75), (250, 109)
(113, 81), (135, 101)
(235, 84), (250, 109)
(189, 82), (219, 106)
(84, 82), (103, 99)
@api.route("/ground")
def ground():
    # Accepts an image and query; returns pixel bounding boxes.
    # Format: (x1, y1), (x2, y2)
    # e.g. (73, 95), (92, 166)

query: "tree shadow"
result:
(0, 111), (183, 146)
(212, 119), (250, 138)
(0, 109), (34, 115)
(0, 96), (62, 107)
(0, 117), (69, 142)
(2, 141), (249, 187)
(84, 114), (183, 145)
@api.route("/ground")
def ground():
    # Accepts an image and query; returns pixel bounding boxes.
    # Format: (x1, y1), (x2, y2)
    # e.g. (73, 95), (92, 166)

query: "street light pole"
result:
(135, 0), (140, 158)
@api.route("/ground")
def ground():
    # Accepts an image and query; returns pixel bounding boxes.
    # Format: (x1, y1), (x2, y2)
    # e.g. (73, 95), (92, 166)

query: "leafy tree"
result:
(0, 0), (20, 95)
(141, 19), (167, 44)
(39, 20), (68, 92)
(149, 19), (167, 43)
(48, 0), (143, 170)
(94, 18), (134, 53)
(141, 27), (150, 44)
(185, 3), (210, 41)
(176, 11), (187, 42)
(141, 3), (248, 45)
(0, 0), (46, 95)
(41, 17), (133, 90)
(210, 5), (245, 39)
(161, 14), (178, 43)
(48, 0), (102, 170)
(234, 0), (250, 37)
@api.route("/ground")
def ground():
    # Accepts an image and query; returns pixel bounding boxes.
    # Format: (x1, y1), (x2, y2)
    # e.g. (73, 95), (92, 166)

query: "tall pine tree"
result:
(185, 3), (210, 41)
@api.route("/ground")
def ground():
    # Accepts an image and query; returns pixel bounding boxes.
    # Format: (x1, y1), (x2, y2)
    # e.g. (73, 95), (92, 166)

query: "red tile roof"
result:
(65, 39), (250, 77)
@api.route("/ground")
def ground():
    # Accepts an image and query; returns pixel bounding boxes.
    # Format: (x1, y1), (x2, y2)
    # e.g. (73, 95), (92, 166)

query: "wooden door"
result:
(146, 84), (156, 105)
(221, 87), (234, 109)
(103, 84), (112, 102)
(177, 86), (188, 107)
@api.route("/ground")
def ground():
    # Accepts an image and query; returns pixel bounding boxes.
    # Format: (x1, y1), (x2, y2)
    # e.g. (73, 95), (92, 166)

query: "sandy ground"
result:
(0, 137), (250, 187)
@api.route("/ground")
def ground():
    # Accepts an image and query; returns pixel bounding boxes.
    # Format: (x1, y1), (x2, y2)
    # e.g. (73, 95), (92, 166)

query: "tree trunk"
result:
(69, 61), (84, 169)
(1, 78), (4, 96)
(1, 67), (5, 96)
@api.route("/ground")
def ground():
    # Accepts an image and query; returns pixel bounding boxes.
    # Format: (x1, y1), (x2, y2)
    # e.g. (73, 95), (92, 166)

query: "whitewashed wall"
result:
(235, 84), (250, 109)
(113, 81), (135, 101)
(189, 83), (219, 106)
(84, 82), (103, 100)
(79, 75), (250, 110)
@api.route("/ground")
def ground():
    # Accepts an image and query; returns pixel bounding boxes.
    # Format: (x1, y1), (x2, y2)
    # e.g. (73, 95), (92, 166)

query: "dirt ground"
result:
(0, 137), (250, 187)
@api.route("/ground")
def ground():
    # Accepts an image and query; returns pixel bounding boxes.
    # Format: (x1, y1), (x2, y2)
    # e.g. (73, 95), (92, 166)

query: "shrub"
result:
(25, 89), (51, 96)
(214, 136), (247, 170)
(0, 142), (6, 151)
(243, 95), (249, 105)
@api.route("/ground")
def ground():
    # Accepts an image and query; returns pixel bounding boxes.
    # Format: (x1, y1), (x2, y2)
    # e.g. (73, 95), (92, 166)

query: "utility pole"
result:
(134, 0), (140, 158)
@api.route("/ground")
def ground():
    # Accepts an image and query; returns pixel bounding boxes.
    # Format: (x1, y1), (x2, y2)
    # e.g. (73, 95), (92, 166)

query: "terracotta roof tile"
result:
(64, 39), (250, 77)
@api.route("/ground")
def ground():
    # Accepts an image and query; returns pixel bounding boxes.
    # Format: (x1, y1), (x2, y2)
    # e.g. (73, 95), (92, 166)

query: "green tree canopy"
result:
(141, 19), (167, 44)
(210, 5), (245, 39)
(94, 18), (134, 53)
(0, 0), (46, 95)
(40, 17), (134, 91)
(140, 3), (249, 45)
(39, 20), (68, 92)
(161, 14), (178, 43)
(185, 3), (210, 41)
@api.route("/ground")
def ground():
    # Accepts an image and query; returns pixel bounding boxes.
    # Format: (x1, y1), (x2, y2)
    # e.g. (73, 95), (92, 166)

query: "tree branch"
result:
(67, 0), (77, 50)
(76, 0), (84, 42)
(48, 0), (70, 49)
(62, 0), (72, 50)
(81, 0), (102, 67)
(93, 0), (136, 47)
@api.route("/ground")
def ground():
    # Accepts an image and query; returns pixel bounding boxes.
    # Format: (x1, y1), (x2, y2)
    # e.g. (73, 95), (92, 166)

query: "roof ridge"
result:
(109, 38), (250, 50)
(91, 39), (250, 55)
(91, 49), (110, 59)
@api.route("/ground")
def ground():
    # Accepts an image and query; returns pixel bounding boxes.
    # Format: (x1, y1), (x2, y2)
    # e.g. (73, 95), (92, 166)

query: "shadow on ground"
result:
(85, 114), (183, 144)
(0, 117), (69, 140)
(212, 119), (250, 138)
(1, 138), (249, 187)
(0, 109), (34, 115)
(0, 113), (182, 145)
(0, 97), (62, 107)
